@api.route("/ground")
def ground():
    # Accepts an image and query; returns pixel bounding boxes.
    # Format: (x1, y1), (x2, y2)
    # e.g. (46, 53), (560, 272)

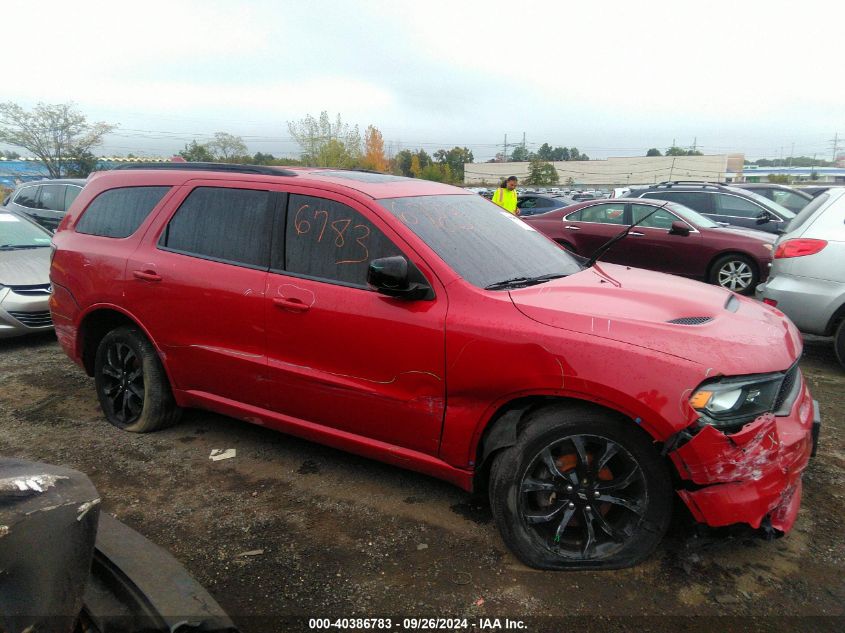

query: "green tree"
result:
(64, 148), (100, 177)
(179, 140), (215, 162)
(0, 102), (116, 178)
(510, 145), (530, 162)
(646, 148), (662, 156)
(569, 147), (588, 161)
(433, 146), (473, 182)
(287, 111), (362, 167)
(0, 149), (21, 159)
(526, 160), (559, 186)
(767, 174), (790, 184)
(208, 132), (248, 162)
(536, 143), (554, 161)
(550, 146), (569, 161)
(252, 152), (276, 165)
(666, 146), (702, 156)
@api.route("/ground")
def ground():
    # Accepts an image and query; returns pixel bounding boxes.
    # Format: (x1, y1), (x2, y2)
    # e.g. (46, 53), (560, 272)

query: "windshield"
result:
(0, 213), (52, 248)
(665, 202), (720, 228)
(731, 188), (795, 219)
(378, 194), (583, 289)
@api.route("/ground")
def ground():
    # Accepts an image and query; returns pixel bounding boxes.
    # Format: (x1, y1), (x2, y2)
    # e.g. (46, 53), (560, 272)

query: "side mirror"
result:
(669, 221), (690, 236)
(367, 256), (433, 301)
(755, 211), (773, 224)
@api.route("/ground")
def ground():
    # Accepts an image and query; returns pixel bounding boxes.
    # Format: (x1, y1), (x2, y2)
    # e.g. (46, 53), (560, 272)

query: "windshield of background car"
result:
(378, 194), (583, 289)
(664, 202), (720, 228)
(0, 213), (52, 247)
(731, 188), (795, 219)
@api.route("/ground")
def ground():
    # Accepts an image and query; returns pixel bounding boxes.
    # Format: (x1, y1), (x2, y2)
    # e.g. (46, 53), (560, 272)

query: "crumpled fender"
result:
(670, 414), (779, 485)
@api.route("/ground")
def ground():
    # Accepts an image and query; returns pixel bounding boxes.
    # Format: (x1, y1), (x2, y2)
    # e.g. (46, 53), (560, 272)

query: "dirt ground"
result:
(1, 333), (843, 632)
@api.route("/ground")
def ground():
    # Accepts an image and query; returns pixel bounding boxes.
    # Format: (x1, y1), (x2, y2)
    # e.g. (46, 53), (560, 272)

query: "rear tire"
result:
(488, 404), (672, 570)
(94, 327), (181, 432)
(709, 254), (758, 295)
(835, 319), (845, 369)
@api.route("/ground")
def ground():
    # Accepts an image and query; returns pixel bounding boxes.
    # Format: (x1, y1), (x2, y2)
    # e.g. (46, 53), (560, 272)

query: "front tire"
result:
(835, 319), (845, 369)
(488, 404), (672, 570)
(94, 327), (181, 432)
(709, 254), (758, 295)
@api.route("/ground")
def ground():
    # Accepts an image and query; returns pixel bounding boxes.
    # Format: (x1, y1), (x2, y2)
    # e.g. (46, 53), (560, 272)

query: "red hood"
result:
(509, 263), (801, 375)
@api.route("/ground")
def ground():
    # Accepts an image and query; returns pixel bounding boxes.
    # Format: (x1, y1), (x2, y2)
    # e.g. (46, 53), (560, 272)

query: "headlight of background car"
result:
(690, 374), (784, 428)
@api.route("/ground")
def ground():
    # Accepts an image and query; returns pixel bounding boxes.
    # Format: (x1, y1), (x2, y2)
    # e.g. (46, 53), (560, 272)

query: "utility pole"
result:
(692, 137), (697, 153)
(832, 132), (840, 164)
(788, 142), (794, 168)
(503, 134), (508, 162)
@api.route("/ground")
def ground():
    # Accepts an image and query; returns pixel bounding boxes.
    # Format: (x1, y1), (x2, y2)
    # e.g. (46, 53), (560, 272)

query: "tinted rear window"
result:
(786, 193), (830, 233)
(160, 187), (273, 268)
(77, 187), (170, 238)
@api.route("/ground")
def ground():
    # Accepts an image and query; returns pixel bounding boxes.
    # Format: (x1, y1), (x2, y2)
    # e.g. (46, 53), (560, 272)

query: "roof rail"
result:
(110, 162), (299, 177)
(654, 180), (729, 190)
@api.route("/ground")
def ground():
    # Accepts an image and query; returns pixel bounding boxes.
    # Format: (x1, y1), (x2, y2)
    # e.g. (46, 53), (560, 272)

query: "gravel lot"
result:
(1, 333), (843, 632)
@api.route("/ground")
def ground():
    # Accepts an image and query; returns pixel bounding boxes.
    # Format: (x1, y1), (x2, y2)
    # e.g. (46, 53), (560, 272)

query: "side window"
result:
(771, 190), (807, 213)
(38, 184), (66, 212)
(160, 187), (272, 268)
(632, 204), (679, 229)
(65, 185), (82, 211)
(518, 197), (537, 210)
(643, 191), (710, 213)
(13, 186), (39, 208)
(565, 209), (583, 221)
(281, 194), (402, 287)
(715, 194), (764, 218)
(77, 186), (170, 238)
(579, 203), (626, 224)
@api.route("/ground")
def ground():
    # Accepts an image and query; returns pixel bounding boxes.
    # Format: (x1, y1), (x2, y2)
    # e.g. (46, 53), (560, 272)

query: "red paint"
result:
(50, 167), (816, 536)
(774, 238), (828, 259)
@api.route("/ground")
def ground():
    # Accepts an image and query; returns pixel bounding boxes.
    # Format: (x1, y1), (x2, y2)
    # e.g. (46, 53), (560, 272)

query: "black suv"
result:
(631, 181), (795, 234)
(2, 179), (86, 231)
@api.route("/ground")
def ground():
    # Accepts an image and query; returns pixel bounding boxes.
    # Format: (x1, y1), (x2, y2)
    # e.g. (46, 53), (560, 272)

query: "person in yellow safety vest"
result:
(492, 176), (519, 215)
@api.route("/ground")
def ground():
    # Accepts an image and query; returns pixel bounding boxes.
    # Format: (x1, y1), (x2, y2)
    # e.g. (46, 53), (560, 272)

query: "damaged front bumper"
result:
(669, 379), (819, 534)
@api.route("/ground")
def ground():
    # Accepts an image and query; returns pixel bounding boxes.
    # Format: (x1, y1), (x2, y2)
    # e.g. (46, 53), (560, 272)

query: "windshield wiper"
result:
(584, 202), (670, 268)
(0, 244), (48, 250)
(484, 272), (569, 291)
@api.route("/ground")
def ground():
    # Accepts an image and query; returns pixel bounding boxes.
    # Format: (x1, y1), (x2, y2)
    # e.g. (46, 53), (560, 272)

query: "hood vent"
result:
(667, 316), (713, 325)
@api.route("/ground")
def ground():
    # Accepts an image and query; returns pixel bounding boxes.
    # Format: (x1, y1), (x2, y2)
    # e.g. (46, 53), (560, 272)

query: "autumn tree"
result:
(394, 149), (431, 177)
(360, 125), (389, 172)
(0, 102), (115, 178)
(410, 155), (422, 178)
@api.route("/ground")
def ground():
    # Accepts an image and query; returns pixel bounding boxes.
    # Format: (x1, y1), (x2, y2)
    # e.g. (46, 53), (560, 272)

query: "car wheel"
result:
(94, 327), (181, 432)
(710, 254), (758, 295)
(488, 404), (672, 570)
(835, 319), (845, 369)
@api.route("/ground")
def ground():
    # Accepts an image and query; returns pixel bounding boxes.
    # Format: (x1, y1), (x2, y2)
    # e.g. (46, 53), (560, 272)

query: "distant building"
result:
(463, 155), (736, 188)
(731, 166), (845, 184)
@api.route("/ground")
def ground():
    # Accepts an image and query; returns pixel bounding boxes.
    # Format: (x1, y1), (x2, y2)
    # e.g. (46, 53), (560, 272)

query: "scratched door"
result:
(264, 190), (447, 455)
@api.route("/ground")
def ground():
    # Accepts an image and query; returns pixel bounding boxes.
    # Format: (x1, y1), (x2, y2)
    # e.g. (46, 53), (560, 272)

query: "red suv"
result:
(50, 164), (820, 570)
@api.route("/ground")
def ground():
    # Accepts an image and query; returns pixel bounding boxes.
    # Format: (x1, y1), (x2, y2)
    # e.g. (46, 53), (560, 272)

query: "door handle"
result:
(629, 232), (645, 237)
(564, 225), (581, 230)
(273, 297), (310, 313)
(132, 269), (162, 282)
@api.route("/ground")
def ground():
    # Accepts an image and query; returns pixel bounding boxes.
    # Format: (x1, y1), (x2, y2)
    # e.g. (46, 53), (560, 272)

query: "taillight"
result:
(774, 238), (828, 259)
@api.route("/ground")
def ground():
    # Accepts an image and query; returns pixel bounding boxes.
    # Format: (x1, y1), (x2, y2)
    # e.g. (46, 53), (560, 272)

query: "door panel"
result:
(265, 190), (447, 455)
(621, 204), (703, 276)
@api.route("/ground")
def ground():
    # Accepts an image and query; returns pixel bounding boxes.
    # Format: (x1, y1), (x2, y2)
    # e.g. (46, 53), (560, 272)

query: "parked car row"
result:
(2, 178), (86, 231)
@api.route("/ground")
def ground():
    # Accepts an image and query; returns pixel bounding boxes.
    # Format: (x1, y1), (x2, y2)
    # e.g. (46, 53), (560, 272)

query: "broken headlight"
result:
(690, 373), (784, 428)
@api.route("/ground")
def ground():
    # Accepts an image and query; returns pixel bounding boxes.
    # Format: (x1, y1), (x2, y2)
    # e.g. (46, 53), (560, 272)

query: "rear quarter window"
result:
(76, 186), (171, 238)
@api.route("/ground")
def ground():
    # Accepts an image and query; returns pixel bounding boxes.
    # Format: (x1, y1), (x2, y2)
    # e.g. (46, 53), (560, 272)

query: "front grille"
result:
(7, 310), (52, 327)
(9, 284), (51, 296)
(774, 364), (800, 412)
(667, 316), (713, 325)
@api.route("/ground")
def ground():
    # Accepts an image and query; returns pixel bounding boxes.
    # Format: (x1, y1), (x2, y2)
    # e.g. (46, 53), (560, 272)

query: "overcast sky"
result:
(3, 0), (843, 161)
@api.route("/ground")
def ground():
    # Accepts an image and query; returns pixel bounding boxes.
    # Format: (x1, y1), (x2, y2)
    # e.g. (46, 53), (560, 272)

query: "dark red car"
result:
(523, 198), (775, 295)
(50, 164), (818, 570)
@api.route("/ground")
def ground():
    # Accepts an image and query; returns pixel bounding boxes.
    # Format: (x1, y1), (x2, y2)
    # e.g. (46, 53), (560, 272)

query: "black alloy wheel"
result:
(99, 340), (145, 426)
(94, 327), (181, 433)
(489, 404), (672, 570)
(519, 434), (646, 561)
